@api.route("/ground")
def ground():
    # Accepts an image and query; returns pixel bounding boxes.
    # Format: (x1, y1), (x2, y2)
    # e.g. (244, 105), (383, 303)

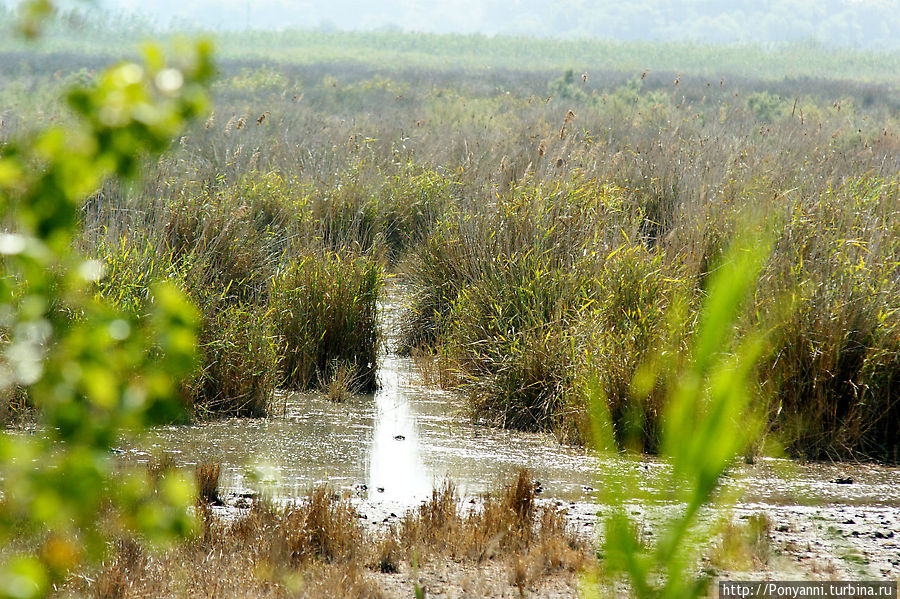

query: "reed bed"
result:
(87, 176), (388, 416)
(404, 173), (900, 459)
(4, 44), (896, 457)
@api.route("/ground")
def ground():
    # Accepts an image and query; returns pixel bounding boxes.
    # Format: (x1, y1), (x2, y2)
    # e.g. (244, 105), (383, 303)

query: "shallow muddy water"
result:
(131, 349), (900, 510)
(134, 353), (606, 503)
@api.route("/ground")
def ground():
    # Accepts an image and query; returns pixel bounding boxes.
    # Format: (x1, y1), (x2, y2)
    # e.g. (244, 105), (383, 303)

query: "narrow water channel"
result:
(131, 346), (900, 509)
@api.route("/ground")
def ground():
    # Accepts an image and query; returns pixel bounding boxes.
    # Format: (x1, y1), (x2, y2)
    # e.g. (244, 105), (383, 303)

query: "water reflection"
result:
(366, 355), (431, 503)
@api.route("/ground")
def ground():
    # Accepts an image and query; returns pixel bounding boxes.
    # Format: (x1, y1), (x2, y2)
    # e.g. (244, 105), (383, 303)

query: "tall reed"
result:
(270, 251), (382, 393)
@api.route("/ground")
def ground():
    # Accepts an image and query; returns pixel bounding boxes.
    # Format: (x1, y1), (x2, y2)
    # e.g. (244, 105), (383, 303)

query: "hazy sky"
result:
(5, 0), (899, 47)
(87, 0), (505, 31)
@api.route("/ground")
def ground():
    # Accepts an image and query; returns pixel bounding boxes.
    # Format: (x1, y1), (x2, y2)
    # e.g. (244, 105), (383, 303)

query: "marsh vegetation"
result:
(7, 23), (898, 459)
(2, 8), (900, 598)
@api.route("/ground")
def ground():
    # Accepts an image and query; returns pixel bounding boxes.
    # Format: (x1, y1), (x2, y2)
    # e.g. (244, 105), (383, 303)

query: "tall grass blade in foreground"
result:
(585, 235), (771, 599)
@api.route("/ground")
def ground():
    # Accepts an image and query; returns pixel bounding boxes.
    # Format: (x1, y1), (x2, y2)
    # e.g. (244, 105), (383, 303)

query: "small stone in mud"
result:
(393, 435), (405, 441)
(832, 477), (853, 484)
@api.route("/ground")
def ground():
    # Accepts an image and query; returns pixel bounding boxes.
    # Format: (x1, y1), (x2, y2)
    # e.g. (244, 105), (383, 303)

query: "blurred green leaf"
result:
(588, 234), (772, 599)
(0, 13), (213, 595)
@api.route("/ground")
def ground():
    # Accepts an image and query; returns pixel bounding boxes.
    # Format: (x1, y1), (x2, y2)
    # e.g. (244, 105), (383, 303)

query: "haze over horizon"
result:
(3, 0), (899, 48)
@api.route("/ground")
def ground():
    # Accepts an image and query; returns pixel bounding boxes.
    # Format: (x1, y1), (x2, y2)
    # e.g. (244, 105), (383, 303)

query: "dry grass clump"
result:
(400, 470), (586, 583)
(92, 539), (146, 599)
(372, 527), (402, 574)
(82, 526), (380, 599)
(273, 488), (364, 565)
(399, 480), (464, 556)
(195, 462), (222, 506)
(199, 487), (364, 567)
(64, 471), (584, 598)
(408, 345), (453, 389)
(474, 470), (585, 582)
(711, 513), (773, 571)
(75, 488), (376, 598)
(296, 562), (386, 599)
(319, 360), (362, 403)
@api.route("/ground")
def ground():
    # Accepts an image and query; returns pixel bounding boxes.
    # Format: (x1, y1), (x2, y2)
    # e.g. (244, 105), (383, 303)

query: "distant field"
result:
(3, 17), (900, 84)
(214, 31), (900, 83)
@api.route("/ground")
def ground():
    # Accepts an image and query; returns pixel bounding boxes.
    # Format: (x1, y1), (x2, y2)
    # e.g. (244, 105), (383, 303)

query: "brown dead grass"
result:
(60, 469), (587, 599)
(710, 512), (773, 571)
(202, 487), (364, 568)
(196, 462), (222, 506)
(400, 470), (587, 588)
